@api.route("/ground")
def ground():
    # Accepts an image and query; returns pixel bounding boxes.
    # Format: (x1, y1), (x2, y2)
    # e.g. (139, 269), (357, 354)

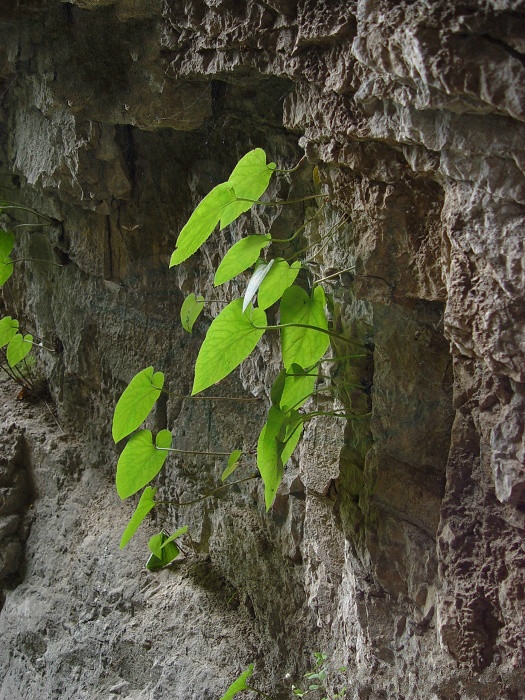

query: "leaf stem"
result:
(11, 258), (64, 268)
(273, 155), (306, 174)
(235, 193), (329, 207)
(269, 203), (325, 245)
(161, 389), (261, 402)
(313, 266), (355, 285)
(0, 202), (52, 222)
(155, 446), (233, 457)
(245, 685), (276, 700)
(253, 321), (351, 345)
(160, 474), (258, 507)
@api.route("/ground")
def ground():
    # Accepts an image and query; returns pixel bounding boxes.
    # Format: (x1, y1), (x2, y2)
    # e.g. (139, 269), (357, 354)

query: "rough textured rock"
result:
(0, 1), (524, 699)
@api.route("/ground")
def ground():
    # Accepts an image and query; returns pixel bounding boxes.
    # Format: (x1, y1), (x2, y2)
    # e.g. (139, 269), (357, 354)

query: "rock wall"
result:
(0, 1), (524, 699)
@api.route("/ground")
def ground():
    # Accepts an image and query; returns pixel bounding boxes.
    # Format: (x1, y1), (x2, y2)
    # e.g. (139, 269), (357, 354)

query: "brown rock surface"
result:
(0, 1), (523, 698)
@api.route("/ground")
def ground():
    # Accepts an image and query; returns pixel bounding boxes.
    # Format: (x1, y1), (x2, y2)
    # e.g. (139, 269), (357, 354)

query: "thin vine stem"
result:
(161, 388), (261, 402)
(159, 474), (258, 507)
(235, 193), (329, 207)
(269, 203), (326, 245)
(245, 685), (276, 700)
(252, 320), (352, 345)
(10, 258), (64, 268)
(155, 446), (233, 457)
(0, 202), (52, 222)
(273, 155), (306, 174)
(313, 265), (355, 285)
(293, 215), (349, 263)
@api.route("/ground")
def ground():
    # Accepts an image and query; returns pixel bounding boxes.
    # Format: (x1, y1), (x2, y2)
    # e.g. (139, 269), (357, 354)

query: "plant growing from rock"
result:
(218, 653), (348, 700)
(113, 148), (358, 565)
(0, 206), (56, 394)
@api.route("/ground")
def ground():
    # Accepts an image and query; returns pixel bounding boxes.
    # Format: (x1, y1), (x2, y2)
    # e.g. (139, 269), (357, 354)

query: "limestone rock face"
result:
(0, 2), (523, 699)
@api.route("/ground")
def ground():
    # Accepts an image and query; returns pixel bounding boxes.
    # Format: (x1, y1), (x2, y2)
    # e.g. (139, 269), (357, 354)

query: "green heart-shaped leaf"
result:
(7, 333), (32, 367)
(280, 286), (330, 369)
(112, 366), (165, 443)
(220, 148), (276, 228)
(170, 183), (237, 266)
(0, 316), (19, 348)
(192, 299), (267, 395)
(258, 259), (301, 310)
(214, 234), (271, 286)
(116, 429), (172, 499)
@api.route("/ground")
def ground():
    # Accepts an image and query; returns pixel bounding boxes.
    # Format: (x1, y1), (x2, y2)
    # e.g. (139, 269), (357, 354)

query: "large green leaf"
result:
(0, 230), (14, 287)
(170, 183), (237, 266)
(116, 429), (172, 499)
(119, 486), (158, 549)
(112, 366), (165, 443)
(7, 333), (33, 367)
(280, 286), (330, 369)
(258, 259), (301, 310)
(257, 406), (303, 510)
(0, 316), (19, 348)
(214, 234), (271, 286)
(180, 293), (205, 333)
(192, 299), (267, 395)
(146, 530), (181, 570)
(220, 148), (276, 228)
(219, 665), (254, 700)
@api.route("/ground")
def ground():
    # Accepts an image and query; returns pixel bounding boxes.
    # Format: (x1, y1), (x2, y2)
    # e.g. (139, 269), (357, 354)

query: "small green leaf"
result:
(214, 234), (271, 286)
(7, 333), (33, 367)
(257, 406), (303, 510)
(192, 299), (267, 395)
(0, 231), (14, 286)
(159, 525), (188, 549)
(220, 148), (276, 228)
(0, 316), (19, 348)
(243, 259), (274, 312)
(221, 449), (242, 481)
(170, 183), (237, 266)
(146, 531), (180, 570)
(119, 486), (158, 549)
(180, 293), (205, 333)
(116, 429), (172, 499)
(258, 259), (301, 310)
(219, 665), (254, 700)
(280, 286), (330, 369)
(270, 369), (287, 407)
(0, 255), (13, 286)
(0, 230), (15, 259)
(112, 366), (165, 443)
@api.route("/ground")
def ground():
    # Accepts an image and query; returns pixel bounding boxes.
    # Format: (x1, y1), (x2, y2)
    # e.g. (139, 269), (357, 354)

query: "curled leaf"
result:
(180, 293), (205, 333)
(221, 450), (242, 481)
(119, 486), (158, 549)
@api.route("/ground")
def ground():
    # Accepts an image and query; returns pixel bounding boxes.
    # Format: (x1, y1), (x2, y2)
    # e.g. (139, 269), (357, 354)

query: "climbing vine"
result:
(113, 148), (357, 567)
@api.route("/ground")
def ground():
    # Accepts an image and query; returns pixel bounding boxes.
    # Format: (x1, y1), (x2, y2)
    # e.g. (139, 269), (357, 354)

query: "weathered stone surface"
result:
(0, 1), (523, 699)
